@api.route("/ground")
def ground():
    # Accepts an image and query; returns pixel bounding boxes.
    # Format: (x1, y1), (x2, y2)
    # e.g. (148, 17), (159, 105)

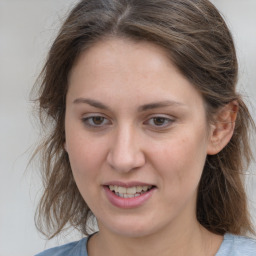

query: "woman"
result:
(34, 0), (256, 255)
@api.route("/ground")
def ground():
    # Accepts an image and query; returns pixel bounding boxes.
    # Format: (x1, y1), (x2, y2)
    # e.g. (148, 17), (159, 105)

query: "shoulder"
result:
(35, 237), (88, 256)
(216, 233), (256, 256)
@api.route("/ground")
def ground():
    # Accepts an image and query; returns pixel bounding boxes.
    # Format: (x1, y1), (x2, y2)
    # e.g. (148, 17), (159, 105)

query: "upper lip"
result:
(103, 181), (155, 188)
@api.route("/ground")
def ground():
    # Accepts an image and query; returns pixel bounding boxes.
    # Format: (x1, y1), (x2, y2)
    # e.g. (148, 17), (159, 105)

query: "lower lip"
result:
(103, 186), (156, 209)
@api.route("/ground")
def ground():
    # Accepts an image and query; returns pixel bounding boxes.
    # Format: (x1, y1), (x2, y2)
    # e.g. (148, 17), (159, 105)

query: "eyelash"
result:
(81, 115), (175, 130)
(82, 115), (111, 128)
(144, 116), (175, 129)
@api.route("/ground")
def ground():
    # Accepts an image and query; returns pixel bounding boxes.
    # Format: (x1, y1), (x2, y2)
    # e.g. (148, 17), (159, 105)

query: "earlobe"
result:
(207, 101), (238, 155)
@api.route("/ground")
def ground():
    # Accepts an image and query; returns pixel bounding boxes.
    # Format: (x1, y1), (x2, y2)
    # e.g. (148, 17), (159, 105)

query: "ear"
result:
(207, 101), (238, 155)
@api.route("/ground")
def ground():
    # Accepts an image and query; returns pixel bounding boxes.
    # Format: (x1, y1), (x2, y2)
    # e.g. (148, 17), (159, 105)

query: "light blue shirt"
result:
(35, 233), (256, 256)
(216, 233), (256, 256)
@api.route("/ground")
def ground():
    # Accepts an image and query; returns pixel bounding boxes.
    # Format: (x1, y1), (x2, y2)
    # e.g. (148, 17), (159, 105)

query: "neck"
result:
(88, 218), (223, 256)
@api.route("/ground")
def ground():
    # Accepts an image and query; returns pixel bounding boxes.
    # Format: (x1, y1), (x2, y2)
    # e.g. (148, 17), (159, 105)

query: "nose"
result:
(107, 125), (146, 173)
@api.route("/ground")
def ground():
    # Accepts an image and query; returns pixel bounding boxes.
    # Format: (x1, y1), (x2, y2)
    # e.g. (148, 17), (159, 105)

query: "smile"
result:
(108, 185), (153, 198)
(104, 183), (156, 209)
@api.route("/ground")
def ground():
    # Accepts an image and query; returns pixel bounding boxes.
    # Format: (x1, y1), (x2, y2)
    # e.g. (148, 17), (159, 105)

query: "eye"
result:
(82, 115), (111, 128)
(144, 116), (175, 129)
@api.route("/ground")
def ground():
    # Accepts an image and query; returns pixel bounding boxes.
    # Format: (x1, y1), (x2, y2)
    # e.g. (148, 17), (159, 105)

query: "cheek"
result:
(65, 132), (104, 179)
(152, 131), (208, 192)
(66, 135), (105, 205)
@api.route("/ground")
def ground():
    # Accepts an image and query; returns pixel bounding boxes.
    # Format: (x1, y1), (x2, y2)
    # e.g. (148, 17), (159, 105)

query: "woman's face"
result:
(65, 38), (214, 237)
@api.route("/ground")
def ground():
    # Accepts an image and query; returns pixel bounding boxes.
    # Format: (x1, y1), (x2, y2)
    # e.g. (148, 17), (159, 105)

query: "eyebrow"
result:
(138, 100), (185, 112)
(73, 98), (185, 111)
(73, 98), (109, 110)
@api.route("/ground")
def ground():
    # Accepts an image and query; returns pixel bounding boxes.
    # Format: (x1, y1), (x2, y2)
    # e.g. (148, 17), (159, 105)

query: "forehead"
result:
(70, 37), (175, 82)
(68, 37), (204, 113)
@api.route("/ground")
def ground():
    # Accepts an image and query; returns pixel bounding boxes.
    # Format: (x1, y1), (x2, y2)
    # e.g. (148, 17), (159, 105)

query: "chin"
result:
(98, 215), (161, 238)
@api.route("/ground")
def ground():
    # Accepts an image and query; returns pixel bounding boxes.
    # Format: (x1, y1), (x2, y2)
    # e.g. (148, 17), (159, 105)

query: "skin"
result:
(64, 38), (234, 256)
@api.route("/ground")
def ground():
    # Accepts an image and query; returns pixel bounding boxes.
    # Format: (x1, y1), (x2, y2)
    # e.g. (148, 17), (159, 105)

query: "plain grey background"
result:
(0, 1), (255, 255)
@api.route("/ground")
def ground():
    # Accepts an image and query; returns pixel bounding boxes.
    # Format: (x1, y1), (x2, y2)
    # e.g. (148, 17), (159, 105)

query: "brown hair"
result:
(33, 0), (255, 238)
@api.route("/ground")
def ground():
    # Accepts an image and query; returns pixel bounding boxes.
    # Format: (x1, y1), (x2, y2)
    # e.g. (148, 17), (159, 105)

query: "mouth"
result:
(103, 182), (156, 208)
(106, 185), (154, 198)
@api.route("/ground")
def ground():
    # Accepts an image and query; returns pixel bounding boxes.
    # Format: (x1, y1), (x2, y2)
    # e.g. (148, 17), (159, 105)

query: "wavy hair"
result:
(33, 0), (255, 238)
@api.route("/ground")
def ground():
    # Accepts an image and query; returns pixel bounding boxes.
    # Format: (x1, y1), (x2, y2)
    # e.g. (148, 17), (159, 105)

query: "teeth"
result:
(119, 186), (126, 194)
(124, 194), (135, 198)
(108, 185), (153, 198)
(127, 187), (136, 194)
(136, 186), (142, 192)
(143, 186), (148, 191)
